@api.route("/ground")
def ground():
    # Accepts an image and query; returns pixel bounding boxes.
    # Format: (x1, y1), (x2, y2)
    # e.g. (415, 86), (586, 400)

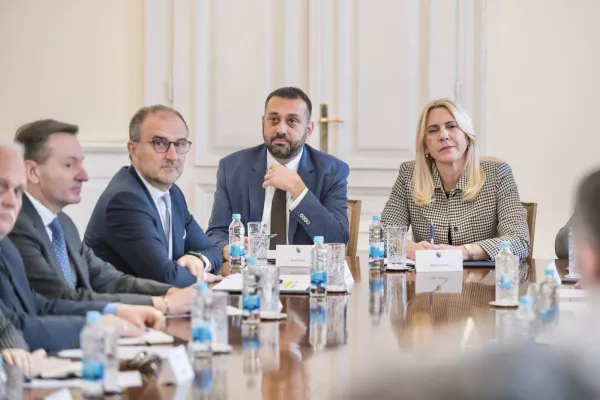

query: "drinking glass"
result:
(260, 264), (280, 318)
(385, 226), (408, 269)
(248, 222), (268, 264)
(327, 243), (346, 292)
(207, 291), (229, 353)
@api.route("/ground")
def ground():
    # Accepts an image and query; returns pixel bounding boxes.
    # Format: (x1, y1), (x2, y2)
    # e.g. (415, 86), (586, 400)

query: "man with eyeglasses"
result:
(84, 106), (222, 287)
(9, 119), (198, 313)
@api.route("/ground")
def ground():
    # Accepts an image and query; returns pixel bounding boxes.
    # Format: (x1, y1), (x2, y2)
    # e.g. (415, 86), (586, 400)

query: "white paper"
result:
(385, 258), (416, 267)
(559, 301), (588, 313)
(26, 371), (142, 389)
(559, 288), (589, 299)
(44, 388), (73, 400)
(58, 346), (175, 361)
(118, 329), (174, 346)
(213, 273), (310, 294)
(227, 305), (243, 316)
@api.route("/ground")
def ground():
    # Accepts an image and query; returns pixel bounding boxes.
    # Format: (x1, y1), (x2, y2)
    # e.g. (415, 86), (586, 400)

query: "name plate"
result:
(415, 250), (463, 272)
(157, 345), (194, 385)
(276, 245), (313, 267)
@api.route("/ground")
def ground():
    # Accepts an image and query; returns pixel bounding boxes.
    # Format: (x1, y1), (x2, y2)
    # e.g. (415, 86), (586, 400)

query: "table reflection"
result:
(379, 260), (532, 348)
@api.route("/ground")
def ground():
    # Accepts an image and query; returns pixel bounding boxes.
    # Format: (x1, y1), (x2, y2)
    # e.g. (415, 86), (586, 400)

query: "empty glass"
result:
(248, 222), (268, 264)
(385, 226), (408, 270)
(207, 291), (229, 353)
(260, 264), (281, 318)
(327, 243), (346, 292)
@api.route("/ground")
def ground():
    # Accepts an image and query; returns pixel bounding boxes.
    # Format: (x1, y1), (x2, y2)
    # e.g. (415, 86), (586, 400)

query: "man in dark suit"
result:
(9, 120), (196, 314)
(0, 142), (164, 351)
(84, 106), (222, 287)
(206, 87), (349, 258)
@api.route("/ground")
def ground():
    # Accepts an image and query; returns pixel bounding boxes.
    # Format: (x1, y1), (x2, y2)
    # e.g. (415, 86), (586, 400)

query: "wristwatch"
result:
(463, 244), (474, 261)
(186, 251), (206, 269)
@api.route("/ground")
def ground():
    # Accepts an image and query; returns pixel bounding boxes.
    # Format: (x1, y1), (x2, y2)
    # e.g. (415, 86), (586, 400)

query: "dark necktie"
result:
(48, 218), (75, 288)
(270, 189), (287, 250)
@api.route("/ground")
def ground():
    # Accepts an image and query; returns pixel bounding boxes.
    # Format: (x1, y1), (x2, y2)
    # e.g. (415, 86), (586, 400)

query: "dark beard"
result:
(265, 132), (306, 160)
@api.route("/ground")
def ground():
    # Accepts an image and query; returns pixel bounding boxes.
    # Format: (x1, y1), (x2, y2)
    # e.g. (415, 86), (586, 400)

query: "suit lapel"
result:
(59, 214), (91, 289)
(128, 166), (169, 248)
(170, 191), (184, 257)
(21, 196), (67, 281)
(289, 147), (314, 243)
(249, 147), (267, 221)
(0, 241), (35, 314)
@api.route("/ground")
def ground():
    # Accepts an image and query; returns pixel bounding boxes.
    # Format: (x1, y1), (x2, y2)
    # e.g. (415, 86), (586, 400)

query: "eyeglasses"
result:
(136, 138), (192, 154)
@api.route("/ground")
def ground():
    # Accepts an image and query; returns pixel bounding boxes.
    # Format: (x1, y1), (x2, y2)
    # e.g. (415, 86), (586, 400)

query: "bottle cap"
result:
(196, 282), (209, 291)
(232, 213), (241, 220)
(499, 241), (511, 248)
(519, 296), (533, 305)
(86, 311), (101, 324)
(313, 236), (324, 244)
(372, 215), (381, 221)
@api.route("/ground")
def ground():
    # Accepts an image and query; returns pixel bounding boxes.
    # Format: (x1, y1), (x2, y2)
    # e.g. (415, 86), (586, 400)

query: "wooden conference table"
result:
(27, 257), (560, 399)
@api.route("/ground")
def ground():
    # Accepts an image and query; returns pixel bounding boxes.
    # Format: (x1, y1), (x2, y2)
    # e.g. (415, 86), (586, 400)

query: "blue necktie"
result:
(48, 218), (75, 288)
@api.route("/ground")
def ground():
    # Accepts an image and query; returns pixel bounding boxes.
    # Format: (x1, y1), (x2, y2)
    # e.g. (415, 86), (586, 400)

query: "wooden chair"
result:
(521, 202), (537, 258)
(346, 199), (362, 257)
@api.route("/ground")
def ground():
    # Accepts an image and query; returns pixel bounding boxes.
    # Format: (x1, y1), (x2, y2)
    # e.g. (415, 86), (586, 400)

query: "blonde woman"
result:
(381, 98), (530, 261)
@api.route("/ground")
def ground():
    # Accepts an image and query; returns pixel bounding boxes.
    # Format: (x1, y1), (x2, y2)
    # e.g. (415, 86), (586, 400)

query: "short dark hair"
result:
(14, 119), (79, 163)
(574, 169), (600, 250)
(264, 87), (312, 119)
(129, 105), (189, 142)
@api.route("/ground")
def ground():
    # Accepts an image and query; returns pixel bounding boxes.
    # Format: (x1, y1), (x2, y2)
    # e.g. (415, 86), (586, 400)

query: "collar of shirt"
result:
(134, 168), (169, 203)
(25, 192), (57, 227)
(266, 146), (304, 173)
(432, 165), (468, 192)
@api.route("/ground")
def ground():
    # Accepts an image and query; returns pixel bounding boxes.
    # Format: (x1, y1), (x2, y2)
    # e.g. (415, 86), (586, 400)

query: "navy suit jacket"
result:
(84, 166), (222, 287)
(0, 238), (107, 351)
(206, 144), (349, 250)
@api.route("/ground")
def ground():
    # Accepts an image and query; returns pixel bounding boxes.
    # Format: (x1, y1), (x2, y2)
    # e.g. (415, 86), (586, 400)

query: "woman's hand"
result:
(406, 241), (438, 260)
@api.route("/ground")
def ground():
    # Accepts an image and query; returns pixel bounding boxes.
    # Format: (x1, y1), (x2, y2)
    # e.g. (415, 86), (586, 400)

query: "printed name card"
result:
(276, 245), (313, 267)
(157, 345), (194, 385)
(415, 250), (463, 272)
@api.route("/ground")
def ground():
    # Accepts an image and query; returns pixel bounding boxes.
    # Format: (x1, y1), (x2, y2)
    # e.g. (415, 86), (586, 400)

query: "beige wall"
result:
(486, 0), (600, 257)
(0, 0), (144, 142)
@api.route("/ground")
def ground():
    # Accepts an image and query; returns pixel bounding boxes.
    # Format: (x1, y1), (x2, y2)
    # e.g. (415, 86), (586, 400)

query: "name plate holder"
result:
(276, 245), (313, 267)
(157, 345), (194, 386)
(415, 250), (463, 272)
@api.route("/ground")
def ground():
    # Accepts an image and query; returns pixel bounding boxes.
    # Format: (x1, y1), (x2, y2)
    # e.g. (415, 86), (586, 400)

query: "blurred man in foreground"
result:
(0, 142), (163, 351)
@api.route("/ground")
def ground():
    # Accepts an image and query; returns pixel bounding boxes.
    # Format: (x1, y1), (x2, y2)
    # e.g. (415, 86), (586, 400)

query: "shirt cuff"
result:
(103, 303), (119, 315)
(201, 255), (212, 272)
(289, 187), (309, 211)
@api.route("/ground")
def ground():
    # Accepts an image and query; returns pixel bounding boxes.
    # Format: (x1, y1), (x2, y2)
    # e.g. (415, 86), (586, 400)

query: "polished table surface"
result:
(27, 257), (560, 399)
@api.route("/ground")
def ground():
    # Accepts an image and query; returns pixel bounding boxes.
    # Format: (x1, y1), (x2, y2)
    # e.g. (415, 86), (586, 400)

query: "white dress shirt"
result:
(135, 169), (212, 271)
(25, 192), (58, 241)
(261, 148), (309, 244)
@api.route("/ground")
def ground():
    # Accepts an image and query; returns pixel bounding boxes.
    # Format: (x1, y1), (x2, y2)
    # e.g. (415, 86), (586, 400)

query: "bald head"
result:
(0, 142), (27, 239)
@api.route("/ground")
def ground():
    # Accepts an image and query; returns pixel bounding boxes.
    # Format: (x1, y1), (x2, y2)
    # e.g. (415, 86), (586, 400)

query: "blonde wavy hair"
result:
(413, 98), (484, 206)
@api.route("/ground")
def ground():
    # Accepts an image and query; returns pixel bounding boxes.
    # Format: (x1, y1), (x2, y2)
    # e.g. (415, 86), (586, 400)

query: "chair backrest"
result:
(521, 202), (537, 258)
(346, 199), (362, 257)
